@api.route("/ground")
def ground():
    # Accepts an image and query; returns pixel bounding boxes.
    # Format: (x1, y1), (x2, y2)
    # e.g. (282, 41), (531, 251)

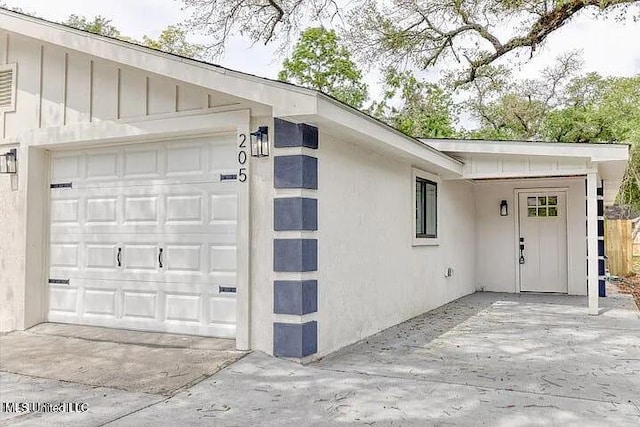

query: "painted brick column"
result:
(272, 118), (319, 359)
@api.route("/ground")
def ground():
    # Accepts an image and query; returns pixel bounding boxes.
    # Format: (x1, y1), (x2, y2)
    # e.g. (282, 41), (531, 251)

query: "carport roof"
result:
(423, 138), (630, 204)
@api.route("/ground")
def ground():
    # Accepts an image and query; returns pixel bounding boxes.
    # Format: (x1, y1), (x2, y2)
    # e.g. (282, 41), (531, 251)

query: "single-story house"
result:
(0, 9), (629, 361)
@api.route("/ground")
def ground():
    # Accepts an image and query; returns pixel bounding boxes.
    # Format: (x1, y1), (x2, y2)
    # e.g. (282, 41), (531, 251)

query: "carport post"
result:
(587, 172), (599, 315)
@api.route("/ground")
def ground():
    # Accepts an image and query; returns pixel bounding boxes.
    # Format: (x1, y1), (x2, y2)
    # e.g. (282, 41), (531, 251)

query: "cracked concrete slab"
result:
(0, 324), (245, 396)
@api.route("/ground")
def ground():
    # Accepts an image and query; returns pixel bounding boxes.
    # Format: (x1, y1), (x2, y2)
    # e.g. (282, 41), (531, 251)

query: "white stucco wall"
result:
(317, 133), (476, 356)
(248, 115), (276, 355)
(474, 177), (587, 295)
(0, 145), (24, 332)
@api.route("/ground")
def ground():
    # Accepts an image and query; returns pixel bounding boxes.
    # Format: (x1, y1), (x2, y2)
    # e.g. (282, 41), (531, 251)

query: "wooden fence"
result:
(605, 219), (632, 276)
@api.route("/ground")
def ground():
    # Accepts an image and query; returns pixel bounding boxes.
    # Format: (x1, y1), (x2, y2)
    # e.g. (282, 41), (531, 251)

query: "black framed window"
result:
(416, 178), (437, 238)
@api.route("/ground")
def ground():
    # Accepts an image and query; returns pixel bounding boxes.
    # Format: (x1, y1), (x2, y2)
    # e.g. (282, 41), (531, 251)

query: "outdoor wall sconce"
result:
(250, 126), (269, 158)
(500, 199), (508, 216)
(0, 148), (17, 174)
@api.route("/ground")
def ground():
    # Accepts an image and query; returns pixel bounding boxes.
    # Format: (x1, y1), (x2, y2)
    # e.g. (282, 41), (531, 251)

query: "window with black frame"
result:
(416, 177), (437, 238)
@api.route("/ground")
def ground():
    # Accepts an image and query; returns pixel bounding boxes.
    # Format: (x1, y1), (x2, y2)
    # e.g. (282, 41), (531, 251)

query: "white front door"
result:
(518, 191), (568, 293)
(48, 134), (239, 337)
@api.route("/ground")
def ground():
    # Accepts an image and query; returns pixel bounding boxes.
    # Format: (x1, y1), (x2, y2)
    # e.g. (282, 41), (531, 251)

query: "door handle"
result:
(519, 241), (525, 264)
(117, 247), (122, 267)
(158, 248), (163, 268)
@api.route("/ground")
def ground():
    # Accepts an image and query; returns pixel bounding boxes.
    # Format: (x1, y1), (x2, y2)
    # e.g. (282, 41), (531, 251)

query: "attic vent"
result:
(0, 64), (16, 111)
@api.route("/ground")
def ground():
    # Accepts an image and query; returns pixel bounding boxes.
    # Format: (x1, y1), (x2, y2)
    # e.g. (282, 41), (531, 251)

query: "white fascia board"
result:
(19, 110), (250, 149)
(316, 96), (463, 177)
(423, 139), (629, 162)
(0, 10), (316, 117)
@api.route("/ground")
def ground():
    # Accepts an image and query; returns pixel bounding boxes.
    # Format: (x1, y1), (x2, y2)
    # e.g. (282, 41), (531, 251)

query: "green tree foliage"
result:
(179, 0), (639, 83)
(64, 15), (123, 38)
(278, 27), (368, 108)
(370, 68), (457, 138)
(539, 74), (640, 209)
(465, 59), (640, 210)
(142, 26), (205, 58)
(63, 15), (204, 59)
(463, 52), (582, 140)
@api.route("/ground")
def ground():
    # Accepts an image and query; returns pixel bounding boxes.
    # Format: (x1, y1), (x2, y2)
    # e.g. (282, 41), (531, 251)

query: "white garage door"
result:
(48, 134), (239, 338)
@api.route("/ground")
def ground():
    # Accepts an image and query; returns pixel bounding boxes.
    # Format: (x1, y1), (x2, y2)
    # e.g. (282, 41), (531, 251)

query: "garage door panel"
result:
(165, 244), (202, 272)
(51, 199), (81, 224)
(83, 288), (117, 317)
(86, 151), (119, 181)
(166, 144), (205, 176)
(49, 135), (238, 338)
(123, 149), (161, 178)
(86, 197), (118, 224)
(49, 286), (78, 314)
(51, 154), (81, 181)
(165, 294), (201, 323)
(210, 246), (237, 272)
(210, 194), (237, 222)
(124, 244), (161, 271)
(208, 297), (236, 324)
(210, 142), (237, 172)
(50, 243), (80, 269)
(122, 291), (158, 320)
(86, 244), (119, 270)
(123, 196), (160, 223)
(166, 194), (203, 223)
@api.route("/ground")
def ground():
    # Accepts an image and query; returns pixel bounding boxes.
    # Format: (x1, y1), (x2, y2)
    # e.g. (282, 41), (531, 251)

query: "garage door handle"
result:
(117, 247), (122, 267)
(158, 248), (163, 268)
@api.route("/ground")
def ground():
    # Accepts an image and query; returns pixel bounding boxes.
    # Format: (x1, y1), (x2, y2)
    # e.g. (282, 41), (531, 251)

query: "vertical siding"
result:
(0, 34), (242, 139)
(119, 67), (146, 119)
(178, 84), (207, 112)
(65, 52), (91, 125)
(91, 60), (118, 121)
(147, 75), (176, 115)
(40, 45), (65, 128)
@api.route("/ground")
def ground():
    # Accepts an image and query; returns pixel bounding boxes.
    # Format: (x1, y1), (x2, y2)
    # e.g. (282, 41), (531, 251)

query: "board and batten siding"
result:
(463, 153), (588, 179)
(0, 32), (241, 139)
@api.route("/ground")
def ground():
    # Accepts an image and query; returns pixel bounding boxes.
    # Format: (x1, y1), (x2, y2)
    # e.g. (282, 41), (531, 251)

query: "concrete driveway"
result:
(2, 291), (640, 426)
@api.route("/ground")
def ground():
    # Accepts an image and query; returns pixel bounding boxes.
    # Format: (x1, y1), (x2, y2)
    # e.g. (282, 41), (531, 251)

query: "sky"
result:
(4, 0), (640, 121)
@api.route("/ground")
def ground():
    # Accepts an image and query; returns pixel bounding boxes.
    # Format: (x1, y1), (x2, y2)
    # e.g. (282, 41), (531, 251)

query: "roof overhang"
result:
(0, 8), (464, 178)
(423, 139), (630, 204)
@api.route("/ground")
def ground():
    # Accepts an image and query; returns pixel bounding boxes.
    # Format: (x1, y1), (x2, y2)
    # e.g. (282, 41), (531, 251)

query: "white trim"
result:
(514, 187), (570, 293)
(235, 122), (251, 350)
(463, 169), (597, 180)
(20, 110), (250, 148)
(316, 97), (463, 177)
(412, 168), (441, 247)
(423, 138), (629, 162)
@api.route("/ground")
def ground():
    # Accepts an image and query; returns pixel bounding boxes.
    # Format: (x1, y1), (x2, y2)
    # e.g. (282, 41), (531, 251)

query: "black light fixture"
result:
(500, 199), (508, 216)
(0, 148), (17, 174)
(250, 126), (269, 158)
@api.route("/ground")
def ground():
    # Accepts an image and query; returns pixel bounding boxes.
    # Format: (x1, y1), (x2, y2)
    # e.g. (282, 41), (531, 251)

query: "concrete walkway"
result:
(2, 292), (640, 426)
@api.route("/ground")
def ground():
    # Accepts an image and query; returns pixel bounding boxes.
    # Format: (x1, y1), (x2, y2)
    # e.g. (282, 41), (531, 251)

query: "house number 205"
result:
(238, 133), (248, 182)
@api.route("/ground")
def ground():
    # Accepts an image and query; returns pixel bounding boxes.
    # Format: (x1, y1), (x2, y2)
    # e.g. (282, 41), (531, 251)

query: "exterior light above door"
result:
(0, 148), (17, 174)
(250, 126), (269, 158)
(500, 199), (508, 216)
